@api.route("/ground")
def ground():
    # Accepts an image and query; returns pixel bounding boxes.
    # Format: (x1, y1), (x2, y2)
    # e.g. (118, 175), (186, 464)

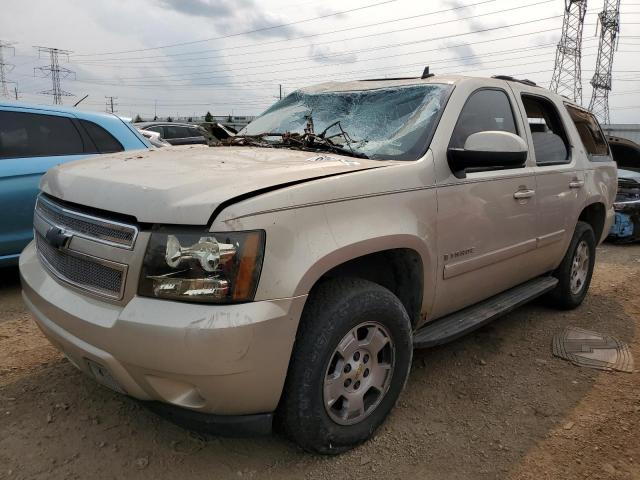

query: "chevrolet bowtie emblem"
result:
(45, 226), (72, 249)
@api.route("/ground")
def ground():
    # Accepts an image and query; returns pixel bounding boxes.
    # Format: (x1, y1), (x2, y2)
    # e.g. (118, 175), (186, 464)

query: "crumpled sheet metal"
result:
(553, 327), (634, 373)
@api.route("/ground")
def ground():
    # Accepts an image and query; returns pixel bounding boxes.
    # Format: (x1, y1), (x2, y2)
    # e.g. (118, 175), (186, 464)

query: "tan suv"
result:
(20, 74), (616, 454)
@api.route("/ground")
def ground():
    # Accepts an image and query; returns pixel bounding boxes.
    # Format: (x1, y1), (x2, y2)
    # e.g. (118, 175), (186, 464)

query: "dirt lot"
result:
(1, 244), (639, 480)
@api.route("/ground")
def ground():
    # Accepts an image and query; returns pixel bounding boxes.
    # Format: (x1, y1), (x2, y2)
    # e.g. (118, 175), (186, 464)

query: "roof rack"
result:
(491, 75), (538, 87)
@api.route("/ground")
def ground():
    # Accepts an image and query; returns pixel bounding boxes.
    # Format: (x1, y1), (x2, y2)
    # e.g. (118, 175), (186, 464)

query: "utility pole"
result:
(550, 0), (587, 104)
(13, 85), (18, 100)
(279, 84), (283, 100)
(589, 0), (621, 124)
(0, 40), (16, 99)
(33, 46), (74, 105)
(105, 96), (118, 113)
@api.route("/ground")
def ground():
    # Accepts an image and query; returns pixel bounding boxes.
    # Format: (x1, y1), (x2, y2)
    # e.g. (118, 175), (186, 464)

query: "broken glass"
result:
(241, 84), (451, 160)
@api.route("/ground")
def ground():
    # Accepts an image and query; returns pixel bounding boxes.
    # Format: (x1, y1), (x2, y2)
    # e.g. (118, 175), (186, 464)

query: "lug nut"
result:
(363, 368), (369, 378)
(354, 381), (360, 389)
(363, 354), (369, 364)
(353, 352), (360, 361)
(344, 364), (351, 373)
(344, 379), (352, 387)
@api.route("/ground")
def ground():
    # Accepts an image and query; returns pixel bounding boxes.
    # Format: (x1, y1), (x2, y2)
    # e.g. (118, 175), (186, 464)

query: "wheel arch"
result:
(578, 201), (607, 244)
(295, 235), (431, 328)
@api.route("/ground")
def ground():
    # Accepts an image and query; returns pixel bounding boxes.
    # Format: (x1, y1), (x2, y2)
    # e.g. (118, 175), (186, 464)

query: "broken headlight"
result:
(139, 228), (265, 303)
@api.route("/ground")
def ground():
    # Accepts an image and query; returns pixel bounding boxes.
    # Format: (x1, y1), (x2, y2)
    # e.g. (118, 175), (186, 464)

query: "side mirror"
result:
(447, 131), (528, 179)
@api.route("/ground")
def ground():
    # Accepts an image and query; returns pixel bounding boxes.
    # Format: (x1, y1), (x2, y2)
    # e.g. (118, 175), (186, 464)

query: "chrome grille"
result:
(35, 195), (138, 249)
(36, 233), (127, 300)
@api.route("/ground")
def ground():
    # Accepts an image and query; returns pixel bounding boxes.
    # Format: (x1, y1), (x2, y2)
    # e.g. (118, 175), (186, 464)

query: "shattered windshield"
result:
(239, 84), (451, 160)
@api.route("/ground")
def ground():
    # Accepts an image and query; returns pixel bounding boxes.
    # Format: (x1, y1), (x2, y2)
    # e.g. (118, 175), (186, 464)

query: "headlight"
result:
(139, 228), (265, 303)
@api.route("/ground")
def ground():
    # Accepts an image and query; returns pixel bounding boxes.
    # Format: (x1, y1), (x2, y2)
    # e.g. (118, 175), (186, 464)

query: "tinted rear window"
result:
(80, 120), (124, 153)
(0, 110), (84, 159)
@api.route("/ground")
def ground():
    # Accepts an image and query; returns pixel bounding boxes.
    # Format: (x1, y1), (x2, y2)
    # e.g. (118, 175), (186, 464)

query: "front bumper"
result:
(20, 242), (307, 416)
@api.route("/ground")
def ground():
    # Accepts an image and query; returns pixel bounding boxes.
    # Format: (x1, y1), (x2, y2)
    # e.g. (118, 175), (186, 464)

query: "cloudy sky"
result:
(1, 0), (638, 122)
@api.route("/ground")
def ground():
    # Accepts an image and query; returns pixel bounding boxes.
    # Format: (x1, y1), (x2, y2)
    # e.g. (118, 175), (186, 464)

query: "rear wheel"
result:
(277, 278), (412, 454)
(547, 221), (596, 309)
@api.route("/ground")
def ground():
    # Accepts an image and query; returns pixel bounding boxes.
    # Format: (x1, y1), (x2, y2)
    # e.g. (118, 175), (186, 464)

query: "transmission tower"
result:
(0, 40), (16, 99)
(550, 0), (588, 104)
(588, 0), (621, 124)
(33, 46), (75, 104)
(105, 96), (118, 113)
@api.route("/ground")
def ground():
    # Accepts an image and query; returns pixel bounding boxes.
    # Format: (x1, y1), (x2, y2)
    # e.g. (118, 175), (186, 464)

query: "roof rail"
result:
(360, 76), (420, 82)
(491, 75), (538, 87)
(360, 66), (434, 82)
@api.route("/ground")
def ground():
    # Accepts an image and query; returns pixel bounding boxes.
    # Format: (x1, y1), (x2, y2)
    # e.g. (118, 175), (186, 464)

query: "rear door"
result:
(0, 108), (88, 262)
(431, 84), (541, 318)
(511, 90), (587, 271)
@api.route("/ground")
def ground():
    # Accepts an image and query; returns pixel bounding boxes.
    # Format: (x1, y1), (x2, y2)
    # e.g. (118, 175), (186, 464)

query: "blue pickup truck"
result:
(0, 102), (149, 267)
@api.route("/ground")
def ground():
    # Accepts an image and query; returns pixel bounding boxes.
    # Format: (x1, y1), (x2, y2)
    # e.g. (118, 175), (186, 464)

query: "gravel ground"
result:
(1, 244), (639, 480)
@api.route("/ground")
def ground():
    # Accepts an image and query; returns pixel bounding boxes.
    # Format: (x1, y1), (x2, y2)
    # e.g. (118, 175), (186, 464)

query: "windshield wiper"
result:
(218, 117), (369, 159)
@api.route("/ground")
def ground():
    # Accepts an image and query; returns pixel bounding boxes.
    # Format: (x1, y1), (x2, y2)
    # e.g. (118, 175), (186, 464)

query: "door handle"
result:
(569, 180), (585, 189)
(514, 189), (536, 199)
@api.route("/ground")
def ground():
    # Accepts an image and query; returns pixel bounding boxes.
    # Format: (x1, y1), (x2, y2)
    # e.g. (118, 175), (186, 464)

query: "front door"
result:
(430, 86), (540, 319)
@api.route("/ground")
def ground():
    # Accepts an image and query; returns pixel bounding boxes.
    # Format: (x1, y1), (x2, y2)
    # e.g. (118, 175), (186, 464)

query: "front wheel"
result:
(547, 221), (596, 309)
(277, 278), (412, 454)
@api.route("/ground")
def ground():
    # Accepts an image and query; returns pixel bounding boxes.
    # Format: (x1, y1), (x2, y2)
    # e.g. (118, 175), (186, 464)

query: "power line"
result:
(33, 46), (75, 104)
(74, 0), (559, 74)
(72, 0), (499, 64)
(66, 18), (574, 88)
(72, 0), (398, 57)
(70, 0), (505, 66)
(67, 38), (600, 90)
(72, 0), (556, 70)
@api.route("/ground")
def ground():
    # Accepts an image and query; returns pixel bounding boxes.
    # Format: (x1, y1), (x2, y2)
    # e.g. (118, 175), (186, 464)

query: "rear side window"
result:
(522, 95), (570, 165)
(565, 105), (609, 157)
(80, 120), (124, 153)
(0, 110), (84, 159)
(188, 127), (204, 137)
(164, 125), (191, 139)
(450, 89), (518, 149)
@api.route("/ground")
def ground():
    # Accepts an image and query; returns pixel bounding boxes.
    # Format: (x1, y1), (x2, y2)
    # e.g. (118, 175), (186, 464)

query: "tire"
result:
(277, 278), (413, 454)
(547, 221), (596, 310)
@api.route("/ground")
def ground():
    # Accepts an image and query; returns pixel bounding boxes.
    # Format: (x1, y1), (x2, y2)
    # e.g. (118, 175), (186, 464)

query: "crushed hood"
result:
(41, 145), (393, 224)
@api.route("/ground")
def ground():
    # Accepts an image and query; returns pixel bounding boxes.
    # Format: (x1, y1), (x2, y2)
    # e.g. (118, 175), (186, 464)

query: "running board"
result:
(413, 276), (558, 349)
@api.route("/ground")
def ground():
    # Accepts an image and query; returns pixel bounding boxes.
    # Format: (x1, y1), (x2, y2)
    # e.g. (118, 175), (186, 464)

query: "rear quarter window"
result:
(565, 105), (609, 157)
(80, 120), (124, 154)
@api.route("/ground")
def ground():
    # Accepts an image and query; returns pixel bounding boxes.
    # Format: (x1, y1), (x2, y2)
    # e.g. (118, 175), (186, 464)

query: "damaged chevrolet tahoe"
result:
(20, 74), (616, 454)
